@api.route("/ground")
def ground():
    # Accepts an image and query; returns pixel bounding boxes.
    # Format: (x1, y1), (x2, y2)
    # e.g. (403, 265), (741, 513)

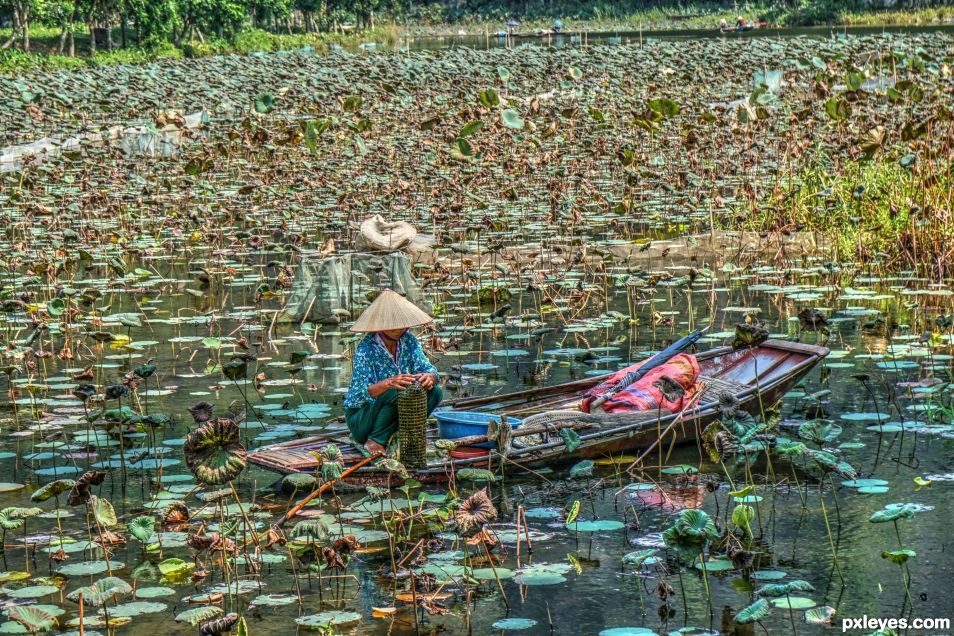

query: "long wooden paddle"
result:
(272, 451), (383, 529)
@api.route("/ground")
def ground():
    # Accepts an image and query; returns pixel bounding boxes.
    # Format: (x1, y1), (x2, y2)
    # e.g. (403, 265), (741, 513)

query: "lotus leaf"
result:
(175, 606), (223, 626)
(183, 419), (247, 485)
(30, 479), (76, 502)
(67, 576), (133, 605)
(734, 598), (770, 624)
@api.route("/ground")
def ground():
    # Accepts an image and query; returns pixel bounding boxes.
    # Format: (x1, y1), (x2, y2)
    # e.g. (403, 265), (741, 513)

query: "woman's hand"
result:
(416, 373), (437, 390)
(368, 374), (416, 398)
(386, 374), (417, 390)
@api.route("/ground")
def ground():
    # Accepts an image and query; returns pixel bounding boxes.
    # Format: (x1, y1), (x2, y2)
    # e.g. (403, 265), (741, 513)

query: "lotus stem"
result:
(481, 537), (509, 609)
(675, 567), (688, 622)
(699, 551), (713, 619)
(818, 481), (844, 587)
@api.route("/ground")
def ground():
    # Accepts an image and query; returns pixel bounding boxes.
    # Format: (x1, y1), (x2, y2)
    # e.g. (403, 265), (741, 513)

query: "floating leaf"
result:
(501, 109), (524, 130)
(568, 460), (595, 479)
(493, 618), (538, 630)
(175, 606), (223, 626)
(648, 98), (680, 118)
(103, 601), (167, 618)
(295, 611), (362, 629)
(253, 92), (275, 114)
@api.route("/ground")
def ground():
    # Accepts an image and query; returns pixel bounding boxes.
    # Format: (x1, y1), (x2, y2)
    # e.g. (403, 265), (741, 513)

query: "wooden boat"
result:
(248, 340), (828, 483)
(495, 30), (579, 39)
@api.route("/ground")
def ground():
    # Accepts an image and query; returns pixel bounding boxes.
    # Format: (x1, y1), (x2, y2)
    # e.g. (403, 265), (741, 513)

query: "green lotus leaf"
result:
(0, 507), (42, 530)
(648, 97), (680, 118)
(5, 606), (57, 632)
(175, 606), (223, 626)
(622, 549), (658, 567)
(90, 496), (117, 528)
(128, 516), (156, 543)
(295, 611), (361, 629)
(869, 504), (917, 523)
(568, 459), (594, 479)
(103, 601), (167, 618)
(253, 92), (275, 114)
(731, 505), (755, 536)
(501, 109), (524, 130)
(67, 576), (132, 605)
(881, 549), (916, 564)
(734, 598), (770, 624)
(31, 479), (76, 502)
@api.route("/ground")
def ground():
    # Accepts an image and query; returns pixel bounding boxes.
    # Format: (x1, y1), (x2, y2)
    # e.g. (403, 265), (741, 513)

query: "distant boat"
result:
(720, 21), (768, 34)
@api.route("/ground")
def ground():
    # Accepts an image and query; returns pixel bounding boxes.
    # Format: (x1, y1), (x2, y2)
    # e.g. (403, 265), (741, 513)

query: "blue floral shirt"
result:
(344, 332), (439, 409)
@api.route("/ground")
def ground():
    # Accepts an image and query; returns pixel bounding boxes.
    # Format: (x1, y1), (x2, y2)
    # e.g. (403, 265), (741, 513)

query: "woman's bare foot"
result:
(365, 440), (386, 455)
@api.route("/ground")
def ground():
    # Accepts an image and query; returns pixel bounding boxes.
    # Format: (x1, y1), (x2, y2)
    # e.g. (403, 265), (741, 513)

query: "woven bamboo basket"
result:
(396, 384), (428, 468)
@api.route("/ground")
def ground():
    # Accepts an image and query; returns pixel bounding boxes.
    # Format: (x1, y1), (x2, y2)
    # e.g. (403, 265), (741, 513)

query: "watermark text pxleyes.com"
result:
(842, 616), (950, 632)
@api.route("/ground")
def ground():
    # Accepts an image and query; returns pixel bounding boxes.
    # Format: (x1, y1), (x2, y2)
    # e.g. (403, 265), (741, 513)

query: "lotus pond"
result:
(0, 29), (953, 636)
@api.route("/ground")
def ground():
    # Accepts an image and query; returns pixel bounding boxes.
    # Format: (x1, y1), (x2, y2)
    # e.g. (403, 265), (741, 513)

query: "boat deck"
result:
(249, 339), (825, 476)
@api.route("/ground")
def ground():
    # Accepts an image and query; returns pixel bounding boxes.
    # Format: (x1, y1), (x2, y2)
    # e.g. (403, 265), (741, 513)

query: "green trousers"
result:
(345, 386), (443, 446)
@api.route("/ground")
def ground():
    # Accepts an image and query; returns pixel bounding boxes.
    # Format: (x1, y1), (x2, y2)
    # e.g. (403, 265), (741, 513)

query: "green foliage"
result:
(734, 598), (770, 624)
(662, 509), (719, 563)
(731, 504), (755, 537)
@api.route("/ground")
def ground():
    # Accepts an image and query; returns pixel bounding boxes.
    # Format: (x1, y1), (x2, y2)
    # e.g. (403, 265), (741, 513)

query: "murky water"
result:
(400, 23), (954, 52)
(2, 247), (952, 635)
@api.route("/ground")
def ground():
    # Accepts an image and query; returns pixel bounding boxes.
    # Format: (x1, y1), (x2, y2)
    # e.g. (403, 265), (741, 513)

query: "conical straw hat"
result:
(349, 289), (433, 333)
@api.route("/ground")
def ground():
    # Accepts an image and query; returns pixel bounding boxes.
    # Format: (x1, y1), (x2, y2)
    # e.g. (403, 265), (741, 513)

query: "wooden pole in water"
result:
(272, 452), (383, 528)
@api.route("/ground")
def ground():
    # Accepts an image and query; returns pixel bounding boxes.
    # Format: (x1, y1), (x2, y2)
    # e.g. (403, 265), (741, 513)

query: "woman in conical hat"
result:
(344, 290), (442, 455)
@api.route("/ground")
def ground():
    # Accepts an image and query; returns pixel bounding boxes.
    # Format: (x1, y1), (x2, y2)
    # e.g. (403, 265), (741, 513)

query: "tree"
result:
(39, 0), (77, 54)
(177, 0), (247, 41)
(1, 0), (43, 51)
(295, 0), (323, 31)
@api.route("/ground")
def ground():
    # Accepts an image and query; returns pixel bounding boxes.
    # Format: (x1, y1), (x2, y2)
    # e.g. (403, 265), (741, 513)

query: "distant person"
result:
(552, 19), (564, 33)
(506, 18), (519, 36)
(720, 18), (730, 32)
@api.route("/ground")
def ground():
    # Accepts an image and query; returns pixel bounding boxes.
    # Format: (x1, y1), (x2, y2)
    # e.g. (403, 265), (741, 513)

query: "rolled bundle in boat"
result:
(520, 410), (598, 428)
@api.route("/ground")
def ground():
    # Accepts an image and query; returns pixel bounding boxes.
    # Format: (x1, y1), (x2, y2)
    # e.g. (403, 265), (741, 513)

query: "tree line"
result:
(1, 0), (397, 53)
(2, 1), (951, 54)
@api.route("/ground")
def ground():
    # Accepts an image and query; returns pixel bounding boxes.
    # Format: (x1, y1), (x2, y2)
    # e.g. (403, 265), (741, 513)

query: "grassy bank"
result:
(0, 25), (402, 74)
(744, 158), (954, 270)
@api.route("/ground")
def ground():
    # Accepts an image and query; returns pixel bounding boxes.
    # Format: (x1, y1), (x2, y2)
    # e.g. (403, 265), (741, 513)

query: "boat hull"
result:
(248, 339), (828, 483)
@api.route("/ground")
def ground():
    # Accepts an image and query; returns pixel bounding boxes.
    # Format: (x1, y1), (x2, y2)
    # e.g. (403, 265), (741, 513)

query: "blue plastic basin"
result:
(434, 411), (524, 449)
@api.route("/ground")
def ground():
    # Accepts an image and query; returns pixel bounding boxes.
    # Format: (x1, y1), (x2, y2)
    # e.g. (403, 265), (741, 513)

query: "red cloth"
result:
(581, 353), (701, 414)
